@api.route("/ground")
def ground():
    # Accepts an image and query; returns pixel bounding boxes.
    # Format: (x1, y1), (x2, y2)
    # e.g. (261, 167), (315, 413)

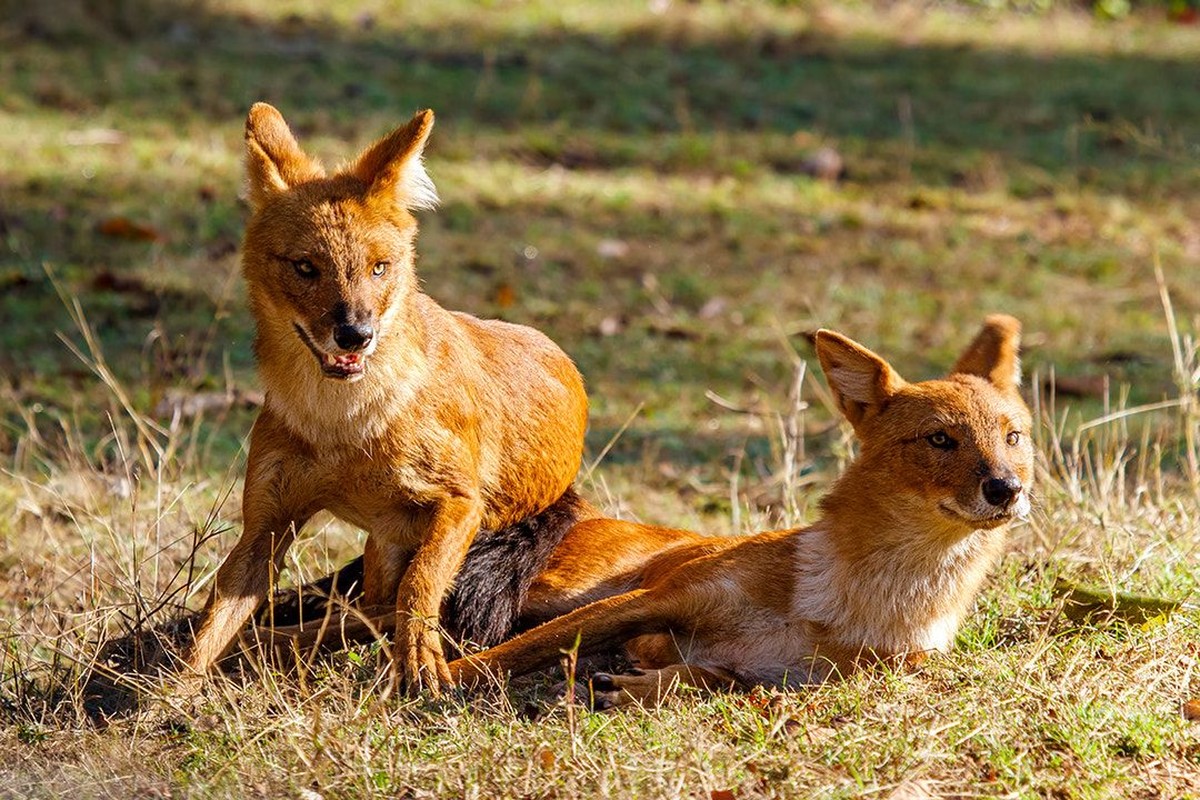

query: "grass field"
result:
(1, 1), (1199, 797)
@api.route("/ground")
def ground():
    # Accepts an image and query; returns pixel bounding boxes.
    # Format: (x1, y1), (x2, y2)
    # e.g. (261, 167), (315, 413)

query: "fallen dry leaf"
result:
(493, 282), (516, 309)
(710, 790), (736, 800)
(92, 269), (151, 294)
(96, 216), (162, 242)
(1054, 578), (1181, 624)
(1184, 699), (1200, 721)
(1051, 374), (1109, 399)
(537, 747), (556, 770)
(646, 318), (700, 340)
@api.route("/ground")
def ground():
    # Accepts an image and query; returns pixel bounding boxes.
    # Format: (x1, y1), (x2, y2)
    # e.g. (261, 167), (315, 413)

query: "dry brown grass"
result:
(3, 1), (1200, 796)
(1, 288), (1198, 798)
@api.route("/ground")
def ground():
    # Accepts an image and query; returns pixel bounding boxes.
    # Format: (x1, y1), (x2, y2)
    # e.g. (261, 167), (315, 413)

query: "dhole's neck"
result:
(797, 463), (1007, 658)
(254, 291), (431, 449)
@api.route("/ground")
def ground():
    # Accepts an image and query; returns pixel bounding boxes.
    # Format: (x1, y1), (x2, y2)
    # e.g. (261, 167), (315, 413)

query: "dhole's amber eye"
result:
(1006, 431), (1021, 446)
(292, 259), (317, 278)
(372, 261), (389, 277)
(927, 431), (956, 450)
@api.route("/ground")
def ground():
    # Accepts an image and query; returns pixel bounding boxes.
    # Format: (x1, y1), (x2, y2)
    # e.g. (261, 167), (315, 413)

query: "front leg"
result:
(393, 493), (484, 695)
(182, 450), (312, 682)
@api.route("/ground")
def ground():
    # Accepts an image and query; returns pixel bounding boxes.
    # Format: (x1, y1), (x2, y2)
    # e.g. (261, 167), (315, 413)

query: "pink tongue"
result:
(334, 354), (361, 366)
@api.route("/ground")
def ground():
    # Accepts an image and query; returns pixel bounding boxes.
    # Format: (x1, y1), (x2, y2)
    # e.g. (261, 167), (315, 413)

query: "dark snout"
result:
(333, 321), (374, 351)
(981, 475), (1022, 507)
(330, 302), (375, 351)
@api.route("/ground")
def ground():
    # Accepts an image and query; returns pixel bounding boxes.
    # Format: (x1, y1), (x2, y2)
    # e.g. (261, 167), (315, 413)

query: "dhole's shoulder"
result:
(449, 309), (559, 350)
(437, 305), (576, 372)
(411, 297), (584, 404)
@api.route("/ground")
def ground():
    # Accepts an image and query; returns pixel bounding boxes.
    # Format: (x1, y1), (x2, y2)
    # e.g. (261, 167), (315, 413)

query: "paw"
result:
(590, 672), (619, 692)
(588, 672), (633, 711)
(396, 619), (452, 697)
(587, 668), (682, 709)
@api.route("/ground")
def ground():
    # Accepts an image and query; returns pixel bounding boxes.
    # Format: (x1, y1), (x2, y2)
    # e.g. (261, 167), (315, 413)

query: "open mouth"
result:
(293, 324), (367, 380)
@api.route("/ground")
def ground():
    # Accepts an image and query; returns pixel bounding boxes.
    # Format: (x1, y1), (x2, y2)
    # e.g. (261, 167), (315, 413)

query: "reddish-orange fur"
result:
(441, 316), (1035, 706)
(263, 317), (1032, 706)
(181, 104), (589, 695)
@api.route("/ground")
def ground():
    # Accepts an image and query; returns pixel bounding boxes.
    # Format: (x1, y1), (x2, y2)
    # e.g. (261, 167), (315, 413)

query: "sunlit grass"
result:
(2, 0), (1199, 797)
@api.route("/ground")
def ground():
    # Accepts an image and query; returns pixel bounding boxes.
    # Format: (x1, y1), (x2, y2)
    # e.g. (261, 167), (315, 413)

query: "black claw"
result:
(590, 672), (617, 692)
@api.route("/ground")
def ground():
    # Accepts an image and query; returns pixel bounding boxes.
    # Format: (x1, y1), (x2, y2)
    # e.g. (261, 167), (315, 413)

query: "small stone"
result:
(596, 239), (630, 259)
(598, 316), (623, 337)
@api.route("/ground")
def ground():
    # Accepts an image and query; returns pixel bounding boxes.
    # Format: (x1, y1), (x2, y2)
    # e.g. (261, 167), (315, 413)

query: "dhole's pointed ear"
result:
(352, 109), (438, 212)
(815, 330), (907, 427)
(951, 314), (1022, 392)
(244, 103), (325, 209)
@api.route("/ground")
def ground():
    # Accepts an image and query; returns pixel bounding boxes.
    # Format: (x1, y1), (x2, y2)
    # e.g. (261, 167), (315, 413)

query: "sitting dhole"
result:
(181, 104), (588, 695)
(441, 315), (1034, 706)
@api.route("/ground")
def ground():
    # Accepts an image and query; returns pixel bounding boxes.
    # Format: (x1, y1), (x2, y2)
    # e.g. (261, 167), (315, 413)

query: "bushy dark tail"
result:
(261, 487), (592, 648)
(445, 487), (591, 649)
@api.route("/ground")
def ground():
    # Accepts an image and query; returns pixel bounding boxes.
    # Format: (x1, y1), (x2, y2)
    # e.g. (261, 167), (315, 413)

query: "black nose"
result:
(982, 476), (1021, 507)
(333, 322), (374, 351)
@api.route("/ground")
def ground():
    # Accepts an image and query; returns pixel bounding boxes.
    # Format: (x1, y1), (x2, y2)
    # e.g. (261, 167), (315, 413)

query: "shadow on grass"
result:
(3, 0), (1197, 179)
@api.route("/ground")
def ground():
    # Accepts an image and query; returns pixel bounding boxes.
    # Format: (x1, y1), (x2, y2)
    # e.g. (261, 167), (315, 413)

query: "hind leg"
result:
(521, 519), (701, 624)
(362, 536), (410, 610)
(589, 664), (739, 710)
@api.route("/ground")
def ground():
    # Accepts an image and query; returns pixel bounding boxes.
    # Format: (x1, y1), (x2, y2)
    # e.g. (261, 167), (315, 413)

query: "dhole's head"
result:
(815, 315), (1034, 531)
(239, 103), (438, 382)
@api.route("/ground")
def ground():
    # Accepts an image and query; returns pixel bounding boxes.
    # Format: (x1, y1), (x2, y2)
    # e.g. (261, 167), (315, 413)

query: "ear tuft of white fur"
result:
(353, 109), (439, 212)
(401, 158), (439, 211)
